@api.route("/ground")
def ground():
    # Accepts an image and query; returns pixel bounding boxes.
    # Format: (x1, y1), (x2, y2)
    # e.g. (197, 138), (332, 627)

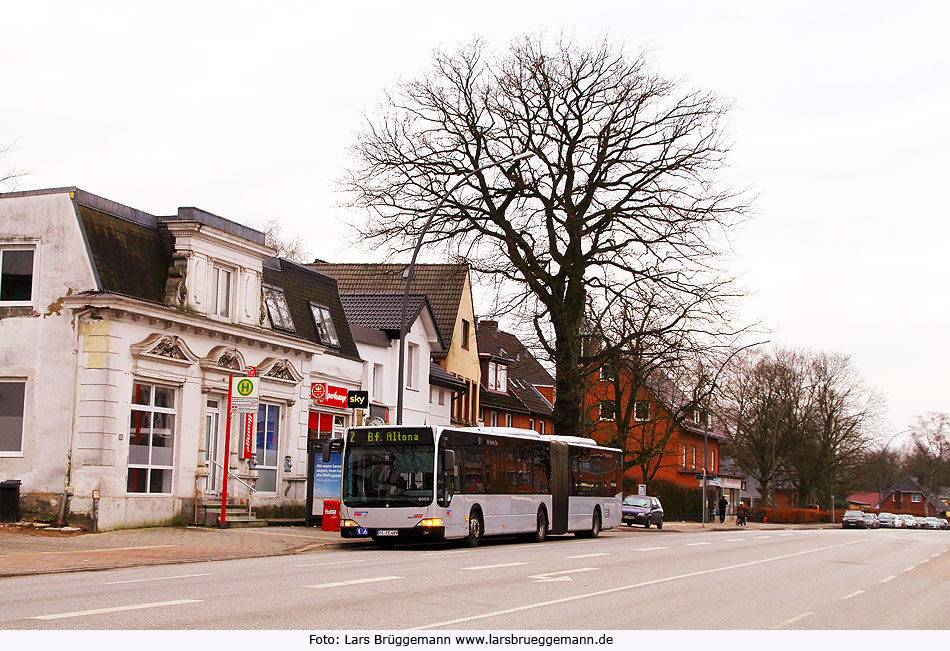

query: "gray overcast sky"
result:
(2, 1), (947, 437)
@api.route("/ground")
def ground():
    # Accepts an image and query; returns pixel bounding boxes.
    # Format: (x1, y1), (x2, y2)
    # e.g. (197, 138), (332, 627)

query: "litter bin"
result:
(322, 499), (340, 532)
(0, 479), (21, 523)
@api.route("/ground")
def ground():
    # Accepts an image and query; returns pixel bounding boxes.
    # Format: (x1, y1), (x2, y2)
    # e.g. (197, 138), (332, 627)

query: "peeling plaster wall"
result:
(0, 191), (98, 515)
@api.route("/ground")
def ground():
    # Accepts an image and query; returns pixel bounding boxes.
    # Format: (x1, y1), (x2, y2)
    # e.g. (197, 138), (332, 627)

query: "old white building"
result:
(0, 187), (365, 530)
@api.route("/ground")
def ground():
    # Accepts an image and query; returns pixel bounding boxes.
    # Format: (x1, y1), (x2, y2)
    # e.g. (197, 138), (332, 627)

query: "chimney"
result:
(480, 320), (498, 334)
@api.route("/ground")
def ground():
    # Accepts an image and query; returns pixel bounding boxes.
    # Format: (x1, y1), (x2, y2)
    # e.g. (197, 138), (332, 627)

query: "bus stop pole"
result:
(219, 375), (234, 528)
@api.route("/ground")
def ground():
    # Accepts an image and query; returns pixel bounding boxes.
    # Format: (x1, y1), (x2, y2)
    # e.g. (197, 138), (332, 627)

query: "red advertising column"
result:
(242, 366), (256, 459)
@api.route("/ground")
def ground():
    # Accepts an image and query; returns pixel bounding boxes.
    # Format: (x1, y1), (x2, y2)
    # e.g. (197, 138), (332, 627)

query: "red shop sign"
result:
(311, 382), (348, 409)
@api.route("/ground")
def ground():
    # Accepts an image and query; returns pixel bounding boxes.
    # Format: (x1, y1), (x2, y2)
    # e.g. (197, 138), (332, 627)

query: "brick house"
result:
(475, 320), (555, 434)
(878, 476), (949, 517)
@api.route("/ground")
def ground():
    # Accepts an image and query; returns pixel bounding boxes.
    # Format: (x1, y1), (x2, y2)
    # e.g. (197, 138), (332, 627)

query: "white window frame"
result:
(372, 363), (384, 401)
(505, 412), (512, 427)
(912, 493), (922, 503)
(489, 411), (498, 427)
(211, 264), (233, 319)
(262, 285), (295, 332)
(127, 381), (178, 494)
(538, 420), (545, 435)
(406, 342), (419, 390)
(255, 402), (282, 493)
(634, 400), (651, 421)
(692, 446), (697, 469)
(0, 379), (27, 456)
(0, 246), (38, 307)
(682, 444), (687, 467)
(310, 303), (340, 347)
(496, 364), (507, 393)
(599, 400), (615, 422)
(487, 362), (497, 391)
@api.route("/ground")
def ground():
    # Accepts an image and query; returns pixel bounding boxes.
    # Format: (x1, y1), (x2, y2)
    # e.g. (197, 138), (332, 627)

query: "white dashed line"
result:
(904, 566), (916, 572)
(723, 538), (744, 542)
(841, 590), (865, 600)
(635, 546), (668, 551)
(779, 533), (793, 536)
(686, 542), (711, 546)
(463, 562), (527, 571)
(774, 612), (813, 629)
(30, 599), (202, 620)
(880, 575), (896, 583)
(295, 559), (364, 568)
(755, 535), (772, 539)
(103, 573), (210, 585)
(305, 576), (402, 589)
(566, 553), (609, 559)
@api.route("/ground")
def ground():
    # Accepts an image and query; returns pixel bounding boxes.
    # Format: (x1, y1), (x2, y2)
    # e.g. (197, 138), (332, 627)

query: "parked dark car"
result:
(915, 517), (929, 529)
(841, 510), (867, 528)
(622, 495), (664, 529)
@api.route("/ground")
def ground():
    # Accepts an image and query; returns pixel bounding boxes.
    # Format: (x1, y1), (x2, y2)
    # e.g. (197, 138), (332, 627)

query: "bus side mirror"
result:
(442, 449), (455, 473)
(322, 437), (343, 463)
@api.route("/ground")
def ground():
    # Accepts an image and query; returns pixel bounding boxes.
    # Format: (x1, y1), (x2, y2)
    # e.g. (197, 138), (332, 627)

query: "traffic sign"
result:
(230, 376), (259, 412)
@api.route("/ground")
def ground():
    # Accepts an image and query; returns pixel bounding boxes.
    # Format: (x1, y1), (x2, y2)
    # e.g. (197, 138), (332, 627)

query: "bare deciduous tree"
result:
(909, 412), (950, 494)
(346, 35), (748, 434)
(259, 218), (310, 263)
(1, 141), (27, 190)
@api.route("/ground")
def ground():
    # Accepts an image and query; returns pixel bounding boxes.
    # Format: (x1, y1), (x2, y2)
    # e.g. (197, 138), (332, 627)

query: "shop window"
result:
(127, 382), (177, 493)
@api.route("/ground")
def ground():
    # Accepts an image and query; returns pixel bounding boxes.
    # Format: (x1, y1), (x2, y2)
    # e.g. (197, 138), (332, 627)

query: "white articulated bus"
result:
(323, 425), (623, 547)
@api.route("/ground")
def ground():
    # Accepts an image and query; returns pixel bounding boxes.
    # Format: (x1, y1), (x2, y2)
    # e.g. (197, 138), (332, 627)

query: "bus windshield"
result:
(343, 445), (435, 507)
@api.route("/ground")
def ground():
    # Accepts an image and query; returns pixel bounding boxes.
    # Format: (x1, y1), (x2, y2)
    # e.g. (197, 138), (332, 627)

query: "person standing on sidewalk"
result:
(736, 502), (748, 526)
(718, 495), (728, 523)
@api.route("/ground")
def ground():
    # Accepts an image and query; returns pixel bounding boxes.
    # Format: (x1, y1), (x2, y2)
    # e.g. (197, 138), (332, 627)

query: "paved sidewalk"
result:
(0, 523), (362, 578)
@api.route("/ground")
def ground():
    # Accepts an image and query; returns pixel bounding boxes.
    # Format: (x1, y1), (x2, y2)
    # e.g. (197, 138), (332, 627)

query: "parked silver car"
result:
(897, 514), (917, 528)
(924, 517), (942, 529)
(877, 512), (898, 528)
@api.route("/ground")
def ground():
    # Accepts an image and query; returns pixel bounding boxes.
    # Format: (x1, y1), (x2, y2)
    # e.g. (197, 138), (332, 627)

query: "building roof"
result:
(429, 362), (467, 393)
(340, 293), (432, 338)
(476, 320), (554, 419)
(847, 492), (883, 508)
(262, 259), (361, 360)
(309, 263), (469, 351)
(77, 201), (170, 304)
(67, 189), (358, 358)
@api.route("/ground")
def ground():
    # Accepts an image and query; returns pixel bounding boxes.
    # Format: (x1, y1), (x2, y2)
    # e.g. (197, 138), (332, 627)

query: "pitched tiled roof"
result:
(262, 259), (360, 360)
(309, 263), (469, 349)
(476, 321), (555, 419)
(340, 293), (430, 335)
(476, 321), (554, 387)
(77, 202), (169, 304)
(429, 362), (467, 393)
(847, 492), (883, 507)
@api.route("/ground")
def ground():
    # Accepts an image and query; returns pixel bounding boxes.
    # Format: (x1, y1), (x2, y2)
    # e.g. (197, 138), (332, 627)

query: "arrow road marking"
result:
(305, 576), (402, 589)
(529, 567), (599, 582)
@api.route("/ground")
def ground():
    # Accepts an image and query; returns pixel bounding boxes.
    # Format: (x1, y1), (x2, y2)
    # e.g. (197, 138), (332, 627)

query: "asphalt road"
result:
(2, 527), (948, 630)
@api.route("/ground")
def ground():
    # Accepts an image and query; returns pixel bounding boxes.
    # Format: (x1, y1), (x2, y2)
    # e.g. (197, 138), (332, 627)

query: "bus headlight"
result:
(418, 518), (443, 527)
(341, 520), (358, 528)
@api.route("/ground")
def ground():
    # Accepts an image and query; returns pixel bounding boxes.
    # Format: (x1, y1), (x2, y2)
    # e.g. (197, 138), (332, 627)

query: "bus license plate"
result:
(356, 528), (368, 536)
(376, 529), (398, 536)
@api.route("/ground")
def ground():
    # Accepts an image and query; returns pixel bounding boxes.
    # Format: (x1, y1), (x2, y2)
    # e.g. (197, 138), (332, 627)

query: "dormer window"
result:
(263, 286), (295, 332)
(211, 265), (232, 318)
(310, 303), (339, 347)
(487, 361), (507, 392)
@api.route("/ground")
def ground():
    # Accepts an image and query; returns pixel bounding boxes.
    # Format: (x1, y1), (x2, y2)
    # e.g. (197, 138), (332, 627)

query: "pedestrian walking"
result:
(718, 495), (728, 523)
(736, 502), (748, 526)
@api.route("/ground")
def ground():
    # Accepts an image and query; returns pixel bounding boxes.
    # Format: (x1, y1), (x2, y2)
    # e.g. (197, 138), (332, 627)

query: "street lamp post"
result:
(396, 151), (534, 425)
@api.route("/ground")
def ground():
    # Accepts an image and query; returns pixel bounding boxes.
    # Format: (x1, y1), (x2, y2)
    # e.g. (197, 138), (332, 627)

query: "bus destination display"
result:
(348, 427), (433, 446)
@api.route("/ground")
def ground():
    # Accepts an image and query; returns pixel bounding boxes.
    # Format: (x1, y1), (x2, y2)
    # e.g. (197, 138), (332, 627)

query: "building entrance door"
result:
(205, 399), (221, 494)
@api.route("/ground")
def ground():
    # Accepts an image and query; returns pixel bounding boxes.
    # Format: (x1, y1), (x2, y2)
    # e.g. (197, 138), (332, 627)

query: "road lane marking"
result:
(774, 612), (813, 629)
(724, 538), (744, 542)
(305, 576), (402, 589)
(880, 575), (896, 583)
(779, 533), (793, 537)
(414, 539), (868, 630)
(686, 542), (711, 546)
(841, 590), (864, 600)
(931, 553), (941, 558)
(904, 566), (916, 572)
(463, 562), (527, 571)
(755, 535), (772, 539)
(635, 546), (667, 551)
(30, 599), (202, 620)
(565, 553), (609, 559)
(920, 559), (930, 564)
(103, 573), (210, 585)
(529, 568), (599, 582)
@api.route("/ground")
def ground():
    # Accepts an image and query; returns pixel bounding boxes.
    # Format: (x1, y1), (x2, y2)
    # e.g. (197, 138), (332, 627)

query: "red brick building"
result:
(877, 476), (950, 517)
(476, 320), (555, 434)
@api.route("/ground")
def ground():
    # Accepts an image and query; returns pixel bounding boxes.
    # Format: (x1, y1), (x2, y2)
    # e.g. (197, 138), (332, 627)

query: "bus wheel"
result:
(590, 510), (602, 538)
(531, 508), (548, 543)
(466, 509), (483, 548)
